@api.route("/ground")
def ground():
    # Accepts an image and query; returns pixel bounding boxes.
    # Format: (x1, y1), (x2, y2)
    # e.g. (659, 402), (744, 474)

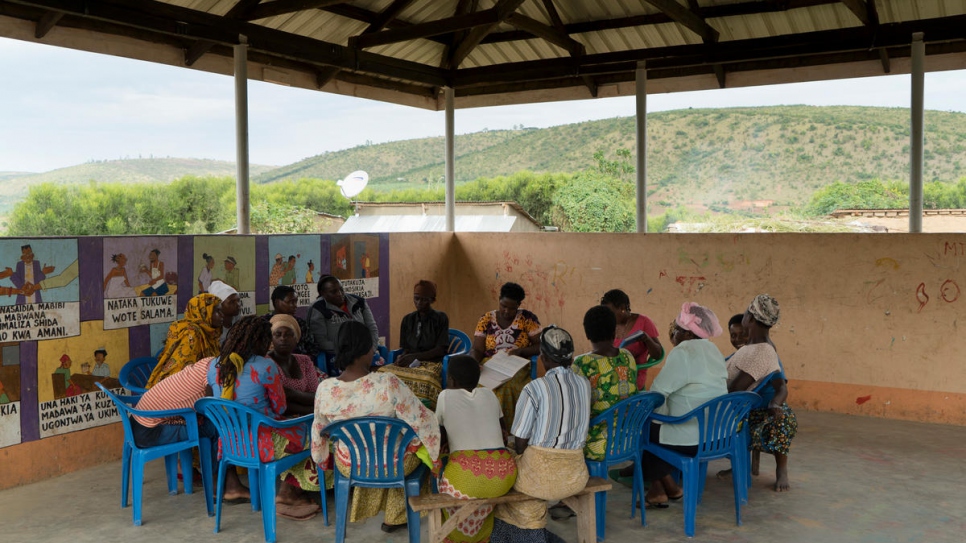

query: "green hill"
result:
(0, 158), (276, 214)
(256, 105), (966, 211)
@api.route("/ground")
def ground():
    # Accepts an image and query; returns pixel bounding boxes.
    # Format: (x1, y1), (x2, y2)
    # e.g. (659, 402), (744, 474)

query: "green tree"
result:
(551, 172), (634, 232)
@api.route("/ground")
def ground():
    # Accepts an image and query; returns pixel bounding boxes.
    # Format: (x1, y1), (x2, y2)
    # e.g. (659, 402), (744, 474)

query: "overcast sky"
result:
(1, 36), (965, 173)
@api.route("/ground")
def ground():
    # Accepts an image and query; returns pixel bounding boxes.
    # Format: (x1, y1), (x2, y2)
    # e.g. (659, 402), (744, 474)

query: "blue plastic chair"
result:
(195, 398), (317, 543)
(585, 392), (665, 542)
(322, 416), (428, 543)
(118, 356), (159, 395)
(439, 329), (472, 387)
(641, 391), (760, 537)
(95, 383), (213, 526)
(318, 346), (389, 377)
(738, 370), (785, 502)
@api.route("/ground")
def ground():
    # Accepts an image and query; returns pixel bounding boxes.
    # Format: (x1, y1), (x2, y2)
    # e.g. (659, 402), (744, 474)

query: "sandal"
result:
(277, 503), (320, 521)
(381, 522), (407, 533)
(637, 498), (670, 509)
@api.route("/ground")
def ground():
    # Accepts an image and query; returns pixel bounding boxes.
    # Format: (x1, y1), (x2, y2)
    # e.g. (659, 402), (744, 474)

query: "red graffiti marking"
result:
(675, 275), (707, 296)
(941, 280), (960, 303)
(866, 279), (886, 304)
(659, 270), (668, 279)
(944, 241), (966, 257)
(855, 395), (872, 405)
(915, 283), (929, 313)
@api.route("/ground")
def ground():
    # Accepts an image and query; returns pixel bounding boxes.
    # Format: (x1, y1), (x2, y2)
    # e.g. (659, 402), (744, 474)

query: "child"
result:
(436, 355), (516, 543)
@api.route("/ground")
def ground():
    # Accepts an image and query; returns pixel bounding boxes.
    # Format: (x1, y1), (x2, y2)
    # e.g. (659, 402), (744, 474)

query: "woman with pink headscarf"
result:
(641, 302), (728, 508)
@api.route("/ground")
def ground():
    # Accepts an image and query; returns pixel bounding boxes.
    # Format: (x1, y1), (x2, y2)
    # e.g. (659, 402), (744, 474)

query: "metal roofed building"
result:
(338, 201), (544, 232)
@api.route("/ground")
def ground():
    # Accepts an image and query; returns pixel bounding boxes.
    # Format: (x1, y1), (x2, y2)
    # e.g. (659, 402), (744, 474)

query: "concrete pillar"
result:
(444, 87), (455, 232)
(635, 61), (647, 233)
(910, 32), (925, 233)
(234, 36), (251, 235)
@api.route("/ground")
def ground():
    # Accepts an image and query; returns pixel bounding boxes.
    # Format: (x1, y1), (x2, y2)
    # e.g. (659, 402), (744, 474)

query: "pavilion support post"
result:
(444, 86), (456, 232)
(234, 36), (251, 235)
(909, 32), (925, 233)
(635, 61), (647, 233)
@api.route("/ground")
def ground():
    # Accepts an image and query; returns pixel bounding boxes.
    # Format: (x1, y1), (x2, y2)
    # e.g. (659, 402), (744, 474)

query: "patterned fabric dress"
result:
(726, 343), (798, 456)
(311, 372), (441, 526)
(474, 309), (540, 424)
(146, 294), (222, 388)
(439, 450), (518, 543)
(571, 349), (638, 461)
(276, 353), (324, 492)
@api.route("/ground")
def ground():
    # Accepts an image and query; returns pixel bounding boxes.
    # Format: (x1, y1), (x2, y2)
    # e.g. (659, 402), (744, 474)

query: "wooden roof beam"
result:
(352, 7), (501, 49)
(505, 13), (584, 56)
(537, 0), (596, 97)
(318, 0), (415, 88)
(34, 9), (63, 38)
(839, 0), (870, 26)
(243, 0), (347, 21)
(446, 0), (527, 69)
(184, 0), (263, 66)
(641, 0), (719, 42)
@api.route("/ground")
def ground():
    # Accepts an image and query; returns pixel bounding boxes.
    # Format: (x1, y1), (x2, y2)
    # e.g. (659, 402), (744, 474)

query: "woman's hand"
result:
(768, 405), (784, 420)
(395, 354), (416, 367)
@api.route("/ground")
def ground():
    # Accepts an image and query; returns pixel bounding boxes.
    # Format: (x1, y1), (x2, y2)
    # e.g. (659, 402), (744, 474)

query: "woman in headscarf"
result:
(268, 285), (322, 360)
(207, 316), (320, 521)
(642, 302), (728, 508)
(470, 282), (541, 424)
(379, 279), (450, 409)
(726, 294), (797, 492)
(145, 293), (224, 388)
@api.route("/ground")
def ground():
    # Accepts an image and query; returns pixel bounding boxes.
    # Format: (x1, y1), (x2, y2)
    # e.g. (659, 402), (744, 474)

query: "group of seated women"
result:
(133, 273), (796, 538)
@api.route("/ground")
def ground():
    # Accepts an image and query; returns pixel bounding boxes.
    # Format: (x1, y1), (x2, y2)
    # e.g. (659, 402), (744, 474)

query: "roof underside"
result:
(1, 0), (965, 109)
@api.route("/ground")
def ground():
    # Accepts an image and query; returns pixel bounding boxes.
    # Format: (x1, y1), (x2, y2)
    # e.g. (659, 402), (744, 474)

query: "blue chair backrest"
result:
(119, 356), (159, 394)
(447, 329), (471, 356)
(322, 416), (419, 485)
(693, 392), (761, 457)
(591, 392), (665, 462)
(95, 382), (140, 444)
(195, 398), (278, 465)
(751, 371), (783, 409)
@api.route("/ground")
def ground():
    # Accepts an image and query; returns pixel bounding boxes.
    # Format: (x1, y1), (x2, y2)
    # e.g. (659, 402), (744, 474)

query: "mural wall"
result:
(0, 233), (390, 461)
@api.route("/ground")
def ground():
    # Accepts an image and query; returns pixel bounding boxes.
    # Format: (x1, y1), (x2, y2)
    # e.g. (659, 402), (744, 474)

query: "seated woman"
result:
(146, 293), (224, 388)
(470, 282), (541, 424)
(306, 275), (381, 372)
(572, 305), (638, 462)
(207, 316), (320, 521)
(642, 302), (728, 508)
(436, 355), (516, 543)
(208, 280), (240, 342)
(268, 285), (322, 360)
(600, 289), (663, 390)
(493, 326), (589, 543)
(379, 280), (449, 409)
(726, 294), (797, 492)
(311, 320), (440, 533)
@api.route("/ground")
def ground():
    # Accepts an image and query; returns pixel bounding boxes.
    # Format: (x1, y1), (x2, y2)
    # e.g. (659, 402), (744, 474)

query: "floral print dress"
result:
(474, 309), (541, 424)
(571, 349), (638, 461)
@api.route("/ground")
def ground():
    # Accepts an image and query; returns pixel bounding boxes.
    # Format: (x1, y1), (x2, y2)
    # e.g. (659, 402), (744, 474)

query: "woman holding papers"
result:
(471, 282), (541, 424)
(600, 289), (664, 390)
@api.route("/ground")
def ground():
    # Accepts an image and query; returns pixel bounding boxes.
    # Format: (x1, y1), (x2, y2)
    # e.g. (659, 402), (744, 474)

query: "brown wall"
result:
(391, 232), (966, 425)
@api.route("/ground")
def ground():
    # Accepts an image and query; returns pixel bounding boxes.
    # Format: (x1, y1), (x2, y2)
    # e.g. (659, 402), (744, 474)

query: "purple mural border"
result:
(255, 235), (269, 306)
(78, 237), (102, 321)
(177, 235), (194, 314)
(370, 233), (390, 347)
(19, 341), (39, 442)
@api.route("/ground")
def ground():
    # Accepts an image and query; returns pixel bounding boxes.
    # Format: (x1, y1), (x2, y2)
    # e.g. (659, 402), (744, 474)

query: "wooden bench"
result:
(409, 476), (612, 543)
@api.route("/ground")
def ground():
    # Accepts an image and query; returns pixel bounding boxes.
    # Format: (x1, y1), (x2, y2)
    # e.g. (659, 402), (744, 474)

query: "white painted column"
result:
(910, 32), (925, 233)
(444, 87), (456, 232)
(234, 36), (251, 234)
(635, 61), (648, 233)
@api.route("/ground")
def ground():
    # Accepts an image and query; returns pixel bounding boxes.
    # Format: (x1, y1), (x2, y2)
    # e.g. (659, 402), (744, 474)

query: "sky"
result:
(1, 36), (965, 174)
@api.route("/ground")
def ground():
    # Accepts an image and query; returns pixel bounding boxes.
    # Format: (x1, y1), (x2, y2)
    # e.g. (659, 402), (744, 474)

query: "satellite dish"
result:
(338, 170), (368, 198)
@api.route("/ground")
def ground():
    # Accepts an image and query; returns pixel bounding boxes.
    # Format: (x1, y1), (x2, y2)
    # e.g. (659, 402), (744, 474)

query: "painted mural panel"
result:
(330, 234), (379, 298)
(102, 237), (179, 330)
(194, 236), (256, 317)
(36, 321), (127, 438)
(0, 343), (21, 449)
(268, 235), (322, 307)
(0, 239), (80, 341)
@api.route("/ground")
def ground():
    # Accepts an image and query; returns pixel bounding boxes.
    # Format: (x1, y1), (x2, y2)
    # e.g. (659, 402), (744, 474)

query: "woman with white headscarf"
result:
(726, 294), (797, 492)
(642, 302), (728, 508)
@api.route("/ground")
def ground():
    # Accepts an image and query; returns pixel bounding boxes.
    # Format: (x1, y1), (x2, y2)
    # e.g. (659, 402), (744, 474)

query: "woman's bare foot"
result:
(716, 468), (732, 480)
(773, 453), (790, 492)
(276, 482), (317, 507)
(222, 469), (250, 501)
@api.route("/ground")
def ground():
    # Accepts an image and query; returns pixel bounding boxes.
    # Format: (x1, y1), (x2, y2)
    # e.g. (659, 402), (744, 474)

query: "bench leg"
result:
(562, 493), (598, 543)
(428, 509), (442, 543)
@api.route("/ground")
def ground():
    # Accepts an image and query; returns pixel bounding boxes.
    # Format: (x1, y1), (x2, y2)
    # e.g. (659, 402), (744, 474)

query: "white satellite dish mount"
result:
(338, 170), (369, 198)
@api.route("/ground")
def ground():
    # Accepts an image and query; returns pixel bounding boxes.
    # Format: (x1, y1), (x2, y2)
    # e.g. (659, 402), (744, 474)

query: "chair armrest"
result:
(637, 351), (665, 370)
(649, 411), (699, 425)
(268, 414), (314, 430)
(530, 355), (538, 380)
(129, 405), (197, 420)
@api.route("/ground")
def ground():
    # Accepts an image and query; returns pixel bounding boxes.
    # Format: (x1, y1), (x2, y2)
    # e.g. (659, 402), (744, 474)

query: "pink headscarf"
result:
(675, 302), (723, 339)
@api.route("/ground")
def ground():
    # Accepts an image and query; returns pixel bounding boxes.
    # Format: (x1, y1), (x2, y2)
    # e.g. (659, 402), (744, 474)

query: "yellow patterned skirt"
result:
(438, 449), (518, 543)
(378, 362), (443, 410)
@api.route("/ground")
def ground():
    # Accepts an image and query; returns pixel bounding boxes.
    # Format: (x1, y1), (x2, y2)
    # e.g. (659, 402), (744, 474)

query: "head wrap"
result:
(207, 280), (237, 305)
(675, 302), (723, 339)
(270, 313), (301, 343)
(414, 279), (437, 299)
(540, 325), (575, 365)
(219, 353), (246, 400)
(185, 293), (222, 331)
(748, 294), (780, 327)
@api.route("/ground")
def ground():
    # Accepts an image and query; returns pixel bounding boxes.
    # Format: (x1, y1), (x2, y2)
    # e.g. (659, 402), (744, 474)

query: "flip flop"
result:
(221, 494), (252, 505)
(637, 498), (670, 509)
(381, 522), (407, 533)
(607, 468), (634, 488)
(668, 492), (683, 502)
(277, 503), (320, 521)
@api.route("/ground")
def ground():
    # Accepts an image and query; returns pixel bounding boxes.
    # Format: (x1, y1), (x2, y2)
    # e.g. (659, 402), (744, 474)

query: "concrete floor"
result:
(4, 410), (966, 543)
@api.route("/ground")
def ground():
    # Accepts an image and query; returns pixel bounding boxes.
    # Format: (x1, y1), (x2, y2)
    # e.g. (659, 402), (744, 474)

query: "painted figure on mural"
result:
(361, 252), (372, 278)
(198, 253), (215, 293)
(53, 354), (84, 398)
(103, 253), (137, 298)
(335, 246), (348, 272)
(222, 256), (240, 290)
(139, 249), (168, 296)
(6, 245), (54, 304)
(306, 260), (315, 284)
(280, 255), (298, 285)
(92, 348), (110, 377)
(0, 379), (9, 404)
(269, 253), (287, 286)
